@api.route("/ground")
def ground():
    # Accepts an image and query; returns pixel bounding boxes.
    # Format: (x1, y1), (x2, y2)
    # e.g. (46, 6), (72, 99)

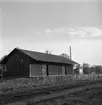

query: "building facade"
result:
(0, 48), (77, 78)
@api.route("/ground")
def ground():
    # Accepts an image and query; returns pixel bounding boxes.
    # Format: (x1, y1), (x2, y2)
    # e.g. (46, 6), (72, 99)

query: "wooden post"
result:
(29, 64), (31, 77)
(46, 65), (49, 76)
(42, 65), (47, 76)
(62, 66), (65, 75)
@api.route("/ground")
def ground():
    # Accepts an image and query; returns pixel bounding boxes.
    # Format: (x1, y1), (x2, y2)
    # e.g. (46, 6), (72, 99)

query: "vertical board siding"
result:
(48, 65), (62, 75)
(30, 64), (43, 76)
(66, 65), (73, 74)
(5, 50), (29, 77)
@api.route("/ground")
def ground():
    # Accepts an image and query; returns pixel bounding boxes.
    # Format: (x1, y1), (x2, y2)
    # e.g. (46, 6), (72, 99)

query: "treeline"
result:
(83, 63), (102, 74)
(74, 63), (102, 75)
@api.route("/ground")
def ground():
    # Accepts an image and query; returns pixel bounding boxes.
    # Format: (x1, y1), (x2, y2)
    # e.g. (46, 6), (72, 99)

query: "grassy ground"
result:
(0, 74), (101, 95)
(0, 75), (102, 105)
(0, 78), (44, 95)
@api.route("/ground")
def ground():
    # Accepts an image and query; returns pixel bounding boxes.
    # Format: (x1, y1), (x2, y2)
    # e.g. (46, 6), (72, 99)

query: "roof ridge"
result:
(16, 47), (78, 65)
(17, 48), (70, 59)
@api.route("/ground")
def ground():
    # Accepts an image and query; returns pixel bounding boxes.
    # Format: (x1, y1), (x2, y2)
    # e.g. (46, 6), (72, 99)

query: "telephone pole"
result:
(70, 46), (72, 60)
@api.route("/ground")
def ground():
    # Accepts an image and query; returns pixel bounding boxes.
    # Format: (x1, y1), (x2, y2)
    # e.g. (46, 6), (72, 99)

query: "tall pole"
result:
(70, 46), (72, 60)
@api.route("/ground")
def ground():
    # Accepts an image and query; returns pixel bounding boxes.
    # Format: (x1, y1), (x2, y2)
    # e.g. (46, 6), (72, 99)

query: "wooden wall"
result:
(2, 49), (74, 78)
(4, 50), (30, 77)
(66, 65), (73, 74)
(48, 65), (62, 75)
(29, 62), (74, 77)
(30, 64), (42, 77)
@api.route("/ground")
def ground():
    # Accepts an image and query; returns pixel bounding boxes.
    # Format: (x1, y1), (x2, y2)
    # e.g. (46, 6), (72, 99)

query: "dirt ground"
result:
(27, 88), (102, 105)
(5, 83), (102, 105)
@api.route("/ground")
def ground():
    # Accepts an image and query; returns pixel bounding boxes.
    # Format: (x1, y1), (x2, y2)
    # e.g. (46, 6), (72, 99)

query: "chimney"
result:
(70, 46), (72, 60)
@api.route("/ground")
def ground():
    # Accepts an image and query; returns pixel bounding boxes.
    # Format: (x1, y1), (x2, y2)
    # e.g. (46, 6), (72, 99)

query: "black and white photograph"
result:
(0, 0), (102, 105)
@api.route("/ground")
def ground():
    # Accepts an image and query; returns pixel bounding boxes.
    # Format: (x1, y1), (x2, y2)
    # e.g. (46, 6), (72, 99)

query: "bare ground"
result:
(5, 83), (102, 105)
(28, 88), (102, 105)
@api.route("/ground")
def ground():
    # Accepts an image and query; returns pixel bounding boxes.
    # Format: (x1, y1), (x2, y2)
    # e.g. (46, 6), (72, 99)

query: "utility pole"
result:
(70, 46), (72, 60)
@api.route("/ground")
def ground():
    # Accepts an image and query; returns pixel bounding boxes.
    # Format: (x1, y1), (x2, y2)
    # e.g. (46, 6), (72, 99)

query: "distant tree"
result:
(60, 53), (70, 59)
(90, 65), (102, 75)
(0, 55), (7, 62)
(0, 55), (7, 78)
(83, 63), (90, 68)
(73, 64), (80, 75)
(95, 65), (102, 74)
(0, 64), (3, 79)
(45, 50), (51, 54)
(83, 63), (91, 74)
(0, 64), (2, 73)
(90, 65), (96, 74)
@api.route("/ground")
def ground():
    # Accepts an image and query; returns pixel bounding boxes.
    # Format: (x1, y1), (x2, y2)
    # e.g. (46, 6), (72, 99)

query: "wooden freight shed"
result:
(0, 48), (77, 78)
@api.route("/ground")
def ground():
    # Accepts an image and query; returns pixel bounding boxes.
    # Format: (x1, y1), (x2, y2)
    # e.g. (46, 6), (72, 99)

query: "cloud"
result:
(0, 0), (100, 2)
(44, 27), (102, 40)
(45, 29), (52, 34)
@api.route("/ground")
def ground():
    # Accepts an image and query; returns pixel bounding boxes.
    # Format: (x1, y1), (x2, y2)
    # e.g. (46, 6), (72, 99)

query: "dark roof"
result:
(17, 48), (78, 65)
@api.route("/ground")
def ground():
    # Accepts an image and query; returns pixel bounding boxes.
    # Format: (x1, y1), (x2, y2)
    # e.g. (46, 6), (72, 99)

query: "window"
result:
(30, 64), (42, 77)
(48, 65), (62, 75)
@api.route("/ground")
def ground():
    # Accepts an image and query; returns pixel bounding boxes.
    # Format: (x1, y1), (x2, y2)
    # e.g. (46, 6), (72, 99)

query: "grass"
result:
(0, 78), (43, 94)
(0, 74), (102, 95)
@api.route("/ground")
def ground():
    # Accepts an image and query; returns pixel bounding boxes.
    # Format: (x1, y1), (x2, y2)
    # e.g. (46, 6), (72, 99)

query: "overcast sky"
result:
(0, 0), (102, 65)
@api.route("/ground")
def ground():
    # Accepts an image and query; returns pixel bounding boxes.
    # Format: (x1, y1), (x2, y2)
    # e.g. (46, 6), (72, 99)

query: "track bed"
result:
(1, 79), (102, 105)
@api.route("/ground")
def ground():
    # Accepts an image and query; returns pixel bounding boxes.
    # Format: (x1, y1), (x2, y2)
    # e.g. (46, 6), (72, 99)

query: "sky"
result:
(0, 0), (102, 65)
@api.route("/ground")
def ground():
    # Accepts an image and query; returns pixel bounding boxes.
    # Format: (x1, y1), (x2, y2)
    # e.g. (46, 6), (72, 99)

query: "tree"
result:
(0, 55), (7, 78)
(83, 63), (91, 74)
(95, 65), (102, 74)
(45, 50), (51, 54)
(90, 65), (102, 74)
(0, 64), (2, 74)
(73, 64), (80, 75)
(60, 53), (70, 59)
(0, 55), (7, 62)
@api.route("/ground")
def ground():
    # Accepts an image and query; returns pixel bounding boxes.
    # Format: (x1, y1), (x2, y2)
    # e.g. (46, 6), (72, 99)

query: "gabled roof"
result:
(17, 48), (78, 65)
(0, 48), (78, 65)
